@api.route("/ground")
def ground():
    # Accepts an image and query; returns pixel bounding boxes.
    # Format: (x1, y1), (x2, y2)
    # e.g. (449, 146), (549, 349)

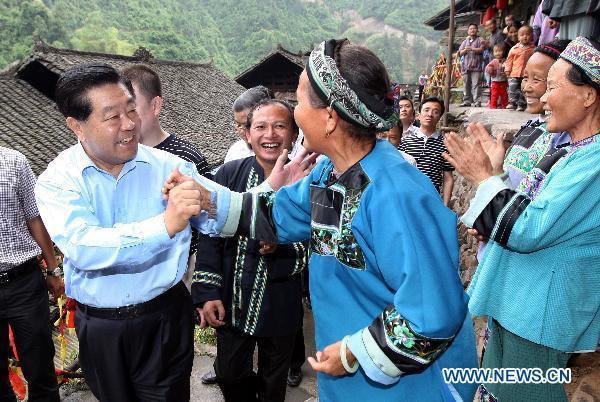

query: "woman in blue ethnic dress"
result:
(169, 39), (479, 401)
(444, 37), (600, 402)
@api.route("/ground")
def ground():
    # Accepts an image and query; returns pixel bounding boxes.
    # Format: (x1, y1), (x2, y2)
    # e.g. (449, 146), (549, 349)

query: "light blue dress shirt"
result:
(35, 143), (233, 308)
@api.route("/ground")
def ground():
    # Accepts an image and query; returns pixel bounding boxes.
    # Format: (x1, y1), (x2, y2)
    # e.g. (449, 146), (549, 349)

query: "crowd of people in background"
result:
(459, 2), (598, 112)
(1, 4), (599, 402)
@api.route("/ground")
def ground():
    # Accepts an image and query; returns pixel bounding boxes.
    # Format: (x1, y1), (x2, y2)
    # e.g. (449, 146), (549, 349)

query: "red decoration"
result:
(482, 7), (496, 25)
(496, 0), (508, 10)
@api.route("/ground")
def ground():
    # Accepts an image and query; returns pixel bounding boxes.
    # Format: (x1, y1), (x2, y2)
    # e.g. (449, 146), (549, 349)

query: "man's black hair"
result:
(55, 63), (134, 121)
(233, 86), (273, 113)
(246, 99), (299, 134)
(121, 64), (162, 99)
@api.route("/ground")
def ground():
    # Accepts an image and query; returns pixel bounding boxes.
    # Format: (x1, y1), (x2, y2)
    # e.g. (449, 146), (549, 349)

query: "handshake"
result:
(161, 148), (319, 238)
(162, 167), (210, 238)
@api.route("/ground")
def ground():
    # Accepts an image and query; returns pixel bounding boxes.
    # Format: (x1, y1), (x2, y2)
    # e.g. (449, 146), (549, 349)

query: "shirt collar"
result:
(74, 141), (152, 175)
(416, 128), (441, 140)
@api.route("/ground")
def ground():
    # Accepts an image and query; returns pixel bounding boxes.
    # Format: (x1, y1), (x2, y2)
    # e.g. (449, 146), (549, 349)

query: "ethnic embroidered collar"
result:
(307, 39), (398, 131)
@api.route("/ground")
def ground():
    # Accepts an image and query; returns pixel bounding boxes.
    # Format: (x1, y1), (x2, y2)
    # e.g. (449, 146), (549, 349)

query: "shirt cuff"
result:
(461, 175), (510, 228)
(221, 191), (242, 237)
(185, 165), (234, 236)
(348, 328), (401, 385)
(140, 213), (172, 244)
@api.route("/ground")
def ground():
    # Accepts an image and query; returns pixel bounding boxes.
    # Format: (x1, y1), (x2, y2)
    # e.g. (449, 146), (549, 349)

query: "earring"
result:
(325, 129), (331, 138)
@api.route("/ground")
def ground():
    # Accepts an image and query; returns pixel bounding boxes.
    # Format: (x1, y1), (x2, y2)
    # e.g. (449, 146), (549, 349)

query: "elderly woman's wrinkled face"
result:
(541, 59), (590, 133)
(522, 52), (554, 114)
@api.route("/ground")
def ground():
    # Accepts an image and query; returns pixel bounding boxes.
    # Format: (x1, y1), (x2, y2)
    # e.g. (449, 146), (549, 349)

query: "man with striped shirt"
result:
(399, 97), (455, 206)
(122, 65), (211, 289)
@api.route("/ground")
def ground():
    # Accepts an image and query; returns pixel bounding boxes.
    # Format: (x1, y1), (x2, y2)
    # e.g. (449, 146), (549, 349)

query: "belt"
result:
(0, 259), (38, 286)
(77, 281), (186, 320)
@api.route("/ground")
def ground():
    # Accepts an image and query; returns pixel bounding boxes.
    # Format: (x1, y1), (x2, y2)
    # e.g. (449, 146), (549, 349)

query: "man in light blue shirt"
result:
(34, 63), (236, 402)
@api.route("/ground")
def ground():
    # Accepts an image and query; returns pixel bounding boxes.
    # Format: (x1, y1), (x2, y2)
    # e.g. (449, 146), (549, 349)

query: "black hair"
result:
(468, 23), (478, 29)
(564, 38), (600, 92)
(121, 64), (162, 99)
(305, 40), (391, 141)
(420, 96), (445, 116)
(566, 64), (600, 91)
(55, 63), (134, 121)
(246, 98), (299, 135)
(506, 21), (522, 31)
(233, 86), (273, 113)
(534, 39), (570, 61)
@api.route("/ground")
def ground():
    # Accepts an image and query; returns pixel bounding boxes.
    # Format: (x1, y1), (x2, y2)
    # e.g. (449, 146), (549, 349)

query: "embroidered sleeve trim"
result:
(291, 242), (307, 275)
(192, 271), (223, 287)
(366, 306), (454, 373)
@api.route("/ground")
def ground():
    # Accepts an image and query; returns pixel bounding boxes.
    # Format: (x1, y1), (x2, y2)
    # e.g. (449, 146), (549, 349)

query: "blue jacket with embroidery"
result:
(237, 140), (478, 401)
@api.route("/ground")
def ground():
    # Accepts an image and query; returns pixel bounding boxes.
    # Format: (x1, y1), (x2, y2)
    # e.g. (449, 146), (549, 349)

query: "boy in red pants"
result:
(485, 43), (508, 108)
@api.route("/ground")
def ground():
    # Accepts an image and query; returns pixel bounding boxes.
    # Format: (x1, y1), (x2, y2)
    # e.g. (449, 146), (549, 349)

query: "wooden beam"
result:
(443, 0), (456, 127)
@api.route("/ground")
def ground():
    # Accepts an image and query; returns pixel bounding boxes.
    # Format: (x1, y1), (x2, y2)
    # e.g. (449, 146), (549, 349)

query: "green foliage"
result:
(70, 12), (135, 55)
(0, 0), (66, 66)
(194, 326), (216, 346)
(1, 0), (445, 82)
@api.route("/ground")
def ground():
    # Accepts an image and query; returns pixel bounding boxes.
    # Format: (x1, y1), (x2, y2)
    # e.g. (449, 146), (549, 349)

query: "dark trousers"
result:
(290, 325), (305, 372)
(215, 326), (296, 402)
(75, 282), (194, 402)
(508, 77), (526, 108)
(0, 261), (59, 402)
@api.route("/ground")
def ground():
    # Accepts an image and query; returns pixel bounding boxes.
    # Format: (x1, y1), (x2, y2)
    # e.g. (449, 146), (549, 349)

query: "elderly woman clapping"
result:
(444, 37), (600, 402)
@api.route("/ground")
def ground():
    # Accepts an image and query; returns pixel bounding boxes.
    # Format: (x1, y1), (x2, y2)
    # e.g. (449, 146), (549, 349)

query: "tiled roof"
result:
(3, 41), (245, 171)
(0, 77), (75, 175)
(235, 45), (308, 84)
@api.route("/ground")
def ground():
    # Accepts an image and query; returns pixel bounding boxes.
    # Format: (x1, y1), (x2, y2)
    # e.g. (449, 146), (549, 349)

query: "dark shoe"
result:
(459, 101), (471, 107)
(287, 368), (302, 387)
(201, 370), (218, 385)
(516, 105), (526, 112)
(473, 101), (481, 107)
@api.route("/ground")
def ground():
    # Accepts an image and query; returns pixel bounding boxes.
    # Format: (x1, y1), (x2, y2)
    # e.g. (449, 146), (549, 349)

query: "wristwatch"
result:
(45, 266), (64, 278)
